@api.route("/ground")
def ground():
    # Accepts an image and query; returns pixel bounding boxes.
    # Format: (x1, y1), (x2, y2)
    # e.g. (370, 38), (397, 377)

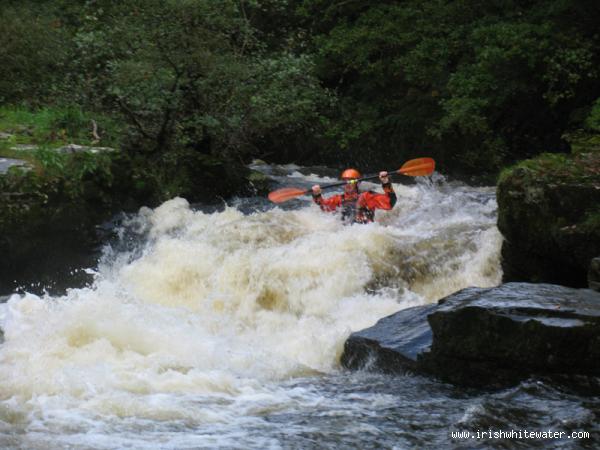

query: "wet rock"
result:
(10, 143), (117, 154)
(246, 169), (271, 195)
(341, 304), (437, 374)
(10, 144), (38, 151)
(341, 283), (600, 388)
(590, 257), (600, 292)
(0, 158), (30, 174)
(0, 132), (14, 140)
(420, 283), (600, 387)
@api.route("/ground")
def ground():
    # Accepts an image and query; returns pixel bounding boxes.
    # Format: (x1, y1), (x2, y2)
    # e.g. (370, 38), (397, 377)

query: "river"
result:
(0, 163), (597, 449)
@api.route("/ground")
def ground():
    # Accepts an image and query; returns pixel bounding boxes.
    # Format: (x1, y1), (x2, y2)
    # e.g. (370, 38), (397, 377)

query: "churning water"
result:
(0, 164), (597, 449)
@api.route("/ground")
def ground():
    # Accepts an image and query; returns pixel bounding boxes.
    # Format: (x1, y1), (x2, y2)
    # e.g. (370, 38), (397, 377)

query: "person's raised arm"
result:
(312, 184), (341, 211)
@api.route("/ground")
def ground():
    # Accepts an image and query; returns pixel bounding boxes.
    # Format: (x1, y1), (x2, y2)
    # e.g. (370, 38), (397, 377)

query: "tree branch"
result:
(91, 119), (101, 143)
(115, 97), (154, 141)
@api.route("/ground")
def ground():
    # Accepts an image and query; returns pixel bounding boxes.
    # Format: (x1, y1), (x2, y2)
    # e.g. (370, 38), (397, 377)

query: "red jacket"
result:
(313, 183), (396, 223)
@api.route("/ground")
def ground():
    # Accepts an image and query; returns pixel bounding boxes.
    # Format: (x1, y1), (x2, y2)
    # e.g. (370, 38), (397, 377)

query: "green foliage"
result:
(0, 104), (125, 234)
(0, 147), (117, 237)
(11, 147), (114, 200)
(0, 106), (123, 148)
(66, 1), (328, 156)
(0, 3), (71, 105)
(585, 98), (600, 132)
(304, 0), (600, 173)
(2, 0), (600, 185)
(564, 130), (600, 155)
(0, 107), (67, 142)
(499, 150), (600, 186)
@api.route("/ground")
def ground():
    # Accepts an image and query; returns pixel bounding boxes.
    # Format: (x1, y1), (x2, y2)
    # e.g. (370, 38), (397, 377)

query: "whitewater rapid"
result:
(0, 168), (502, 449)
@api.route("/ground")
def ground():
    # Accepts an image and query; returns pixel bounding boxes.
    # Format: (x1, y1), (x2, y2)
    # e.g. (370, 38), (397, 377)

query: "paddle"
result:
(268, 157), (435, 204)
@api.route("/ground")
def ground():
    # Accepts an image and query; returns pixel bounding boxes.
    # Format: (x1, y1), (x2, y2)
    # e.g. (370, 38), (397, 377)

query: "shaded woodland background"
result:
(1, 0), (600, 194)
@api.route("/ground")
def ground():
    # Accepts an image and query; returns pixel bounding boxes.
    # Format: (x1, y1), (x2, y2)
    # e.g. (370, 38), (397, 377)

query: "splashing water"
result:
(0, 167), (511, 449)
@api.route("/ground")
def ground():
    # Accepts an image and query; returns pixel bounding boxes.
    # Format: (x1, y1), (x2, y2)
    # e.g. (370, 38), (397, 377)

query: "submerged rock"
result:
(341, 283), (600, 388)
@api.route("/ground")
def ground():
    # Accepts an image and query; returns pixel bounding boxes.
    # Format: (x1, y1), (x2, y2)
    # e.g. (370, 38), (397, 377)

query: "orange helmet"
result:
(341, 168), (361, 180)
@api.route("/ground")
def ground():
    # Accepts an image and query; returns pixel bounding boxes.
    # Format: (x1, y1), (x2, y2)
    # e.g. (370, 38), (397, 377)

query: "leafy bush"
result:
(0, 106), (123, 148)
(0, 3), (71, 105)
(585, 98), (600, 132)
(3, 0), (600, 181)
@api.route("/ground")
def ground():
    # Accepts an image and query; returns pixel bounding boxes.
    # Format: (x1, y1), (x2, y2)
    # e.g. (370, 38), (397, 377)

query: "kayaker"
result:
(311, 169), (396, 223)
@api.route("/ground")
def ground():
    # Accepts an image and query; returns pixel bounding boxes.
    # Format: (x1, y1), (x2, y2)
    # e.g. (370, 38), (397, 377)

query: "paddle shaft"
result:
(268, 158), (435, 203)
(311, 168), (398, 194)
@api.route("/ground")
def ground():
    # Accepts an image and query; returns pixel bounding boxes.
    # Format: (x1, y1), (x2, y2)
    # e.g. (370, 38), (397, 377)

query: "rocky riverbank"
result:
(343, 138), (600, 388)
(0, 111), (270, 294)
(497, 135), (600, 287)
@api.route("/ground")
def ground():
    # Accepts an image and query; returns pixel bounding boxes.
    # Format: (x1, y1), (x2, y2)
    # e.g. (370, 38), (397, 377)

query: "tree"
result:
(0, 3), (71, 104)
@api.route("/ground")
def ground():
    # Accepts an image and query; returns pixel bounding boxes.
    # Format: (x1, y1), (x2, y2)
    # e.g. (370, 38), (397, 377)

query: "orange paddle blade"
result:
(268, 187), (309, 203)
(398, 157), (435, 176)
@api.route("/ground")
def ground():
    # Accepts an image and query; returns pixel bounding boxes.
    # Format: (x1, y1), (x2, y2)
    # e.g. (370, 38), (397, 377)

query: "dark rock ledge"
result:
(341, 283), (600, 388)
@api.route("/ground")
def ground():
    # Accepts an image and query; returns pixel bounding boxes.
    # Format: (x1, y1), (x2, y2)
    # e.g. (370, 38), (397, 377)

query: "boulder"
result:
(0, 158), (30, 174)
(246, 169), (272, 195)
(10, 143), (116, 154)
(10, 144), (38, 151)
(341, 303), (437, 374)
(341, 283), (600, 388)
(55, 143), (115, 154)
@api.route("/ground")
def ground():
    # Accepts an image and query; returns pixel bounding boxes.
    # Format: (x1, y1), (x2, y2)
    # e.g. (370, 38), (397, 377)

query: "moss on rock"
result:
(497, 140), (600, 287)
(246, 169), (271, 195)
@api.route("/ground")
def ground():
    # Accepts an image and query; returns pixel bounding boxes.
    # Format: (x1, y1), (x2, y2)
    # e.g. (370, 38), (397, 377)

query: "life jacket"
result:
(340, 190), (360, 222)
(313, 183), (396, 224)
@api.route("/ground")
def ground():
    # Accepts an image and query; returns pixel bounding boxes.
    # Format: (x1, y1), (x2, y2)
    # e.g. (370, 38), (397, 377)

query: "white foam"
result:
(0, 176), (502, 448)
